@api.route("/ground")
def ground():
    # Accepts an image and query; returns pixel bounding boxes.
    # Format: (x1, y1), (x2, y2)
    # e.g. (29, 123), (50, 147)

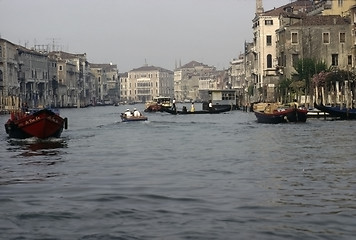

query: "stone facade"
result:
(277, 15), (352, 79)
(251, 1), (314, 102)
(90, 63), (119, 104)
(0, 38), (20, 111)
(48, 51), (93, 107)
(174, 61), (217, 102)
(119, 72), (129, 102)
(127, 65), (174, 103)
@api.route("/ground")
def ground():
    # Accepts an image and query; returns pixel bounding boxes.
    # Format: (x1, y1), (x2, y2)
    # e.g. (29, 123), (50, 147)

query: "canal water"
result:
(0, 105), (355, 239)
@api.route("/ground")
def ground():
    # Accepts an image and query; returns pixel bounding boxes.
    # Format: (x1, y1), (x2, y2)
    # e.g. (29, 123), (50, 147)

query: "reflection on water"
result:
(0, 138), (67, 185)
(8, 137), (67, 157)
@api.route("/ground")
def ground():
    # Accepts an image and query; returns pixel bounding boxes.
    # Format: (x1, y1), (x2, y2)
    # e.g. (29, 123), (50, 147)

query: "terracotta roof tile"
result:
(261, 0), (313, 17)
(131, 65), (173, 73)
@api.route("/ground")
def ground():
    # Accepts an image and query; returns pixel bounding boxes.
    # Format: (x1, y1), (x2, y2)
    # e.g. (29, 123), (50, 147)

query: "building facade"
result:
(127, 65), (174, 103)
(90, 63), (119, 105)
(49, 51), (93, 107)
(0, 38), (20, 111)
(251, 0), (315, 102)
(174, 61), (217, 102)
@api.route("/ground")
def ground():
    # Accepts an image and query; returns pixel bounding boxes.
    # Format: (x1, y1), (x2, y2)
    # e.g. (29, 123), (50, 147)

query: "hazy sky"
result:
(0, 0), (291, 72)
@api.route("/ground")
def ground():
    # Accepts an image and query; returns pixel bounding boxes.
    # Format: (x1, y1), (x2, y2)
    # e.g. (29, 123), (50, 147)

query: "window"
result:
(348, 55), (352, 65)
(292, 54), (299, 68)
(59, 65), (63, 71)
(340, 32), (346, 43)
(323, 32), (330, 44)
(0, 46), (2, 57)
(265, 20), (273, 25)
(266, 35), (272, 46)
(291, 32), (298, 44)
(338, 0), (343, 7)
(267, 54), (272, 68)
(332, 54), (338, 66)
(222, 93), (235, 100)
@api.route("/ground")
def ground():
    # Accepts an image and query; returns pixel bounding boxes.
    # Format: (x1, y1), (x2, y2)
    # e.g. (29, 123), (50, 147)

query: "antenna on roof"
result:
(47, 37), (61, 51)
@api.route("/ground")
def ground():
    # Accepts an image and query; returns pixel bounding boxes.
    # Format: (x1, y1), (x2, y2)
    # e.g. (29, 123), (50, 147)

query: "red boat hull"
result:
(5, 109), (66, 139)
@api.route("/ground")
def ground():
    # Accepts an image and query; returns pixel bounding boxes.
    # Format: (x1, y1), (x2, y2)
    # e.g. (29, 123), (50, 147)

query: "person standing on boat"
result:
(191, 102), (195, 112)
(293, 99), (299, 109)
(172, 98), (176, 111)
(124, 108), (132, 117)
(133, 108), (141, 117)
(208, 100), (213, 112)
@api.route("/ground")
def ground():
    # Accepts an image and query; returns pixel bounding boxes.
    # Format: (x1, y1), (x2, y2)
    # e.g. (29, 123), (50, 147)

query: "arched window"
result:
(267, 54), (272, 68)
(0, 70), (3, 82)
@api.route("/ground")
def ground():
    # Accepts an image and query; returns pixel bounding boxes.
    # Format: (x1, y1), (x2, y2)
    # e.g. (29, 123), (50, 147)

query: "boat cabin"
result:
(200, 89), (238, 110)
(153, 96), (171, 107)
(145, 96), (172, 112)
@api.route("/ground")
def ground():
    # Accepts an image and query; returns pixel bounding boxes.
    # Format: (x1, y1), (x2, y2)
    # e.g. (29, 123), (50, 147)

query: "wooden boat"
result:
(253, 103), (308, 124)
(5, 108), (67, 139)
(120, 113), (148, 122)
(162, 106), (231, 115)
(314, 103), (356, 120)
(144, 96), (171, 112)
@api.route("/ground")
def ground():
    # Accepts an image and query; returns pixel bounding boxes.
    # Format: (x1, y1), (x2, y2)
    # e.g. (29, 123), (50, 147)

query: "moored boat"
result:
(314, 103), (356, 120)
(253, 102), (308, 124)
(306, 108), (329, 118)
(162, 106), (231, 115)
(5, 108), (67, 139)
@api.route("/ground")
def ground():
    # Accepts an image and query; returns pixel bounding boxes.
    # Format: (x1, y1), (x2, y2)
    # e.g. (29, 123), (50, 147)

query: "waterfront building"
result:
(252, 0), (314, 102)
(17, 46), (56, 108)
(49, 51), (92, 107)
(127, 65), (173, 103)
(90, 63), (119, 105)
(0, 38), (21, 111)
(0, 38), (59, 110)
(351, 5), (356, 70)
(274, 1), (354, 105)
(119, 72), (129, 103)
(276, 14), (352, 78)
(322, 0), (356, 17)
(228, 53), (249, 105)
(174, 61), (217, 102)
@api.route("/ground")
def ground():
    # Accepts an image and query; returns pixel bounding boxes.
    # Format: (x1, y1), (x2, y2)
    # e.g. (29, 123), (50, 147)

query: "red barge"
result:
(5, 108), (67, 139)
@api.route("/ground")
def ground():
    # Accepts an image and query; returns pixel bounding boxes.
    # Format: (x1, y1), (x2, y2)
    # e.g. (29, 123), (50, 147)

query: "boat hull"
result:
(121, 115), (148, 122)
(5, 109), (66, 139)
(314, 103), (356, 120)
(254, 108), (307, 124)
(162, 106), (231, 115)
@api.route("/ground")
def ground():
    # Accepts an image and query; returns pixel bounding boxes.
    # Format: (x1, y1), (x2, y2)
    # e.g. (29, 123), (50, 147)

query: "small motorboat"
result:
(5, 108), (67, 139)
(120, 113), (148, 122)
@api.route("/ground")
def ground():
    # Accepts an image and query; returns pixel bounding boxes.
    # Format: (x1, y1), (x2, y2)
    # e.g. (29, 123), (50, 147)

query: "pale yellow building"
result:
(127, 65), (173, 103)
(322, 0), (356, 17)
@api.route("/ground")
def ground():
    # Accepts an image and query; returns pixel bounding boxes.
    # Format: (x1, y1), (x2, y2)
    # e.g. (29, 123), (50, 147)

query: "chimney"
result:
(256, 0), (264, 15)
